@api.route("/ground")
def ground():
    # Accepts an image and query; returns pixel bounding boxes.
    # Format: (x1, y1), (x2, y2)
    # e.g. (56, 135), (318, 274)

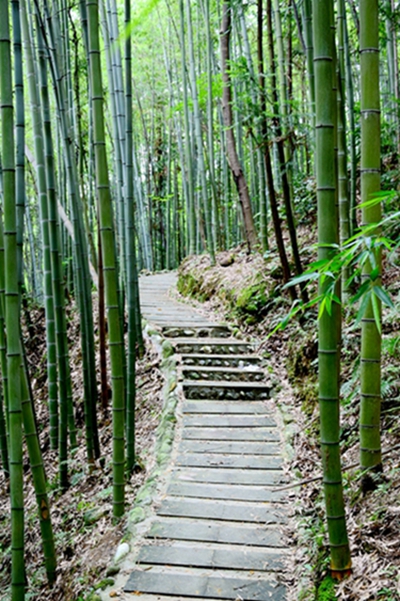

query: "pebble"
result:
(114, 542), (130, 563)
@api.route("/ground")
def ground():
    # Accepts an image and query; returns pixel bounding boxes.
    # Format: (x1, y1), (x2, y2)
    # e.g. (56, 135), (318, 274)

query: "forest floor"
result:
(0, 236), (399, 601)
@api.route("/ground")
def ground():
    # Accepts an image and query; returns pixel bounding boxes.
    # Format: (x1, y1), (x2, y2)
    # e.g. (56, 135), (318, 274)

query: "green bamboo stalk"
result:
(37, 0), (99, 463)
(11, 0), (25, 296)
(337, 0), (350, 290)
(125, 0), (137, 474)
(21, 0), (61, 467)
(85, 0), (126, 516)
(20, 363), (57, 583)
(272, 0), (292, 151)
(359, 0), (382, 486)
(101, 0), (126, 288)
(313, 0), (351, 577)
(0, 199), (9, 477)
(302, 0), (315, 121)
(384, 0), (400, 154)
(342, 2), (357, 235)
(238, 1), (268, 251)
(267, 0), (307, 302)
(186, 0), (215, 264)
(0, 0), (25, 595)
(202, 0), (220, 251)
(36, 12), (77, 452)
(178, 0), (196, 255)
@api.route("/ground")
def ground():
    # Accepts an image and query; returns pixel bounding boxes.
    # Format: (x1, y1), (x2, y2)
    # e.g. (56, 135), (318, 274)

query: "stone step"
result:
(147, 516), (287, 547)
(181, 426), (279, 442)
(162, 325), (231, 338)
(172, 467), (286, 486)
(181, 353), (261, 367)
(124, 566), (286, 600)
(181, 365), (265, 383)
(182, 379), (271, 400)
(158, 497), (287, 524)
(172, 338), (254, 355)
(181, 400), (271, 414)
(176, 452), (283, 469)
(147, 318), (220, 326)
(182, 414), (276, 428)
(137, 540), (285, 572)
(166, 481), (285, 503)
(178, 439), (281, 455)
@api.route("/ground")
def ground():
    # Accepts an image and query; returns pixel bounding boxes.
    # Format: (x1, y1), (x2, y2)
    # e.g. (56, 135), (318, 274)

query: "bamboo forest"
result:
(0, 0), (399, 599)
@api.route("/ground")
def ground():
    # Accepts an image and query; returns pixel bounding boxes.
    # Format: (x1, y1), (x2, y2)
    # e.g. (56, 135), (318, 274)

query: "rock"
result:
(219, 253), (235, 267)
(83, 506), (109, 525)
(114, 542), (130, 563)
(128, 506), (146, 524)
(163, 328), (181, 337)
(106, 564), (120, 576)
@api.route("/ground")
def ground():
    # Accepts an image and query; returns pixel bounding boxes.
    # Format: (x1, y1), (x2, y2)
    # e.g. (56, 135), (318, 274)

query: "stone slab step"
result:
(147, 319), (221, 326)
(140, 307), (207, 317)
(183, 380), (271, 400)
(158, 497), (287, 524)
(172, 338), (254, 355)
(148, 516), (287, 547)
(181, 365), (264, 383)
(166, 481), (285, 502)
(181, 353), (261, 367)
(181, 401), (271, 414)
(137, 541), (285, 572)
(176, 452), (283, 469)
(181, 427), (279, 442)
(173, 467), (286, 486)
(182, 414), (276, 428)
(162, 325), (231, 338)
(178, 439), (281, 455)
(125, 566), (286, 600)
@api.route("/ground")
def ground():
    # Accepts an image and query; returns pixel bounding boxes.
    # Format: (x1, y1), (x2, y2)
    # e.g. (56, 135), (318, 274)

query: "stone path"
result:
(124, 272), (288, 600)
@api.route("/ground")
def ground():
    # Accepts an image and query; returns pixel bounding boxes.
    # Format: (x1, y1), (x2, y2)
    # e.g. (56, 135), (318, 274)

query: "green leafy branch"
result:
(270, 202), (400, 336)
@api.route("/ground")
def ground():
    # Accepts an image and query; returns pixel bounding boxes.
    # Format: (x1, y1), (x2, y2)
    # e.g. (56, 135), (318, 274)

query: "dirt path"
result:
(113, 272), (289, 600)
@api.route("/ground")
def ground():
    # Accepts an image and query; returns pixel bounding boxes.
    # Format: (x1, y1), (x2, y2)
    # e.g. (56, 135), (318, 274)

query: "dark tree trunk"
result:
(220, 0), (258, 252)
(257, 0), (296, 299)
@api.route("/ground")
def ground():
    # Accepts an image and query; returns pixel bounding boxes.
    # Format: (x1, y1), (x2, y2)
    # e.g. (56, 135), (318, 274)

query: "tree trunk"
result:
(220, 0), (258, 252)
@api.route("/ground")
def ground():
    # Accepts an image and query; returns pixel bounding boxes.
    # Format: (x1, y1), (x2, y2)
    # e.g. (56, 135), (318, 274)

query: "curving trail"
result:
(123, 272), (289, 600)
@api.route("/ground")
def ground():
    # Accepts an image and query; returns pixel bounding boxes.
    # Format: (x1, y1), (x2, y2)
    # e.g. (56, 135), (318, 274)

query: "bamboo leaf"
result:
(355, 290), (371, 325)
(358, 190), (396, 209)
(371, 292), (381, 334)
(372, 285), (394, 308)
(350, 279), (371, 304)
(318, 296), (327, 319)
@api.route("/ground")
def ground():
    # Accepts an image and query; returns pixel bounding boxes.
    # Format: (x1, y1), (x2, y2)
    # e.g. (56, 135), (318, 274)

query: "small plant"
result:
(270, 198), (399, 337)
(317, 575), (336, 601)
